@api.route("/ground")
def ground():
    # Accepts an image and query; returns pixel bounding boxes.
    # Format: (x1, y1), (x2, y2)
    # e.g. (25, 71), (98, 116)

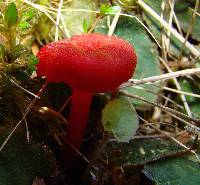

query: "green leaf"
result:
(27, 55), (38, 73)
(100, 4), (120, 15)
(17, 21), (31, 30)
(107, 139), (200, 185)
(106, 138), (200, 185)
(21, 9), (34, 22)
(0, 130), (52, 185)
(100, 4), (110, 15)
(191, 103), (200, 118)
(179, 79), (197, 103)
(145, 158), (200, 185)
(102, 97), (139, 142)
(106, 138), (182, 165)
(106, 6), (120, 14)
(83, 19), (88, 33)
(4, 2), (18, 26)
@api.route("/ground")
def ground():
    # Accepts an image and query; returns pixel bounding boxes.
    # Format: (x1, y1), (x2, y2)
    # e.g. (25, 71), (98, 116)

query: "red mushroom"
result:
(37, 33), (137, 149)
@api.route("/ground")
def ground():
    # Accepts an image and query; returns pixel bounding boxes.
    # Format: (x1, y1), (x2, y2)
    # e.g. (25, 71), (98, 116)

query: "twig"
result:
(58, 134), (89, 163)
(108, 134), (166, 142)
(119, 68), (200, 88)
(137, 0), (200, 57)
(116, 12), (161, 48)
(22, 0), (66, 37)
(150, 124), (200, 162)
(88, 15), (102, 33)
(119, 90), (200, 124)
(20, 109), (30, 142)
(59, 96), (72, 113)
(23, 0), (56, 24)
(178, 0), (199, 59)
(39, 107), (68, 125)
(0, 82), (48, 152)
(161, 0), (170, 57)
(152, 83), (200, 99)
(107, 7), (121, 36)
(10, 79), (40, 99)
(160, 58), (192, 117)
(60, 14), (71, 38)
(130, 85), (184, 109)
(160, 112), (198, 137)
(191, 8), (200, 17)
(46, 5), (161, 48)
(55, 0), (64, 41)
(168, 0), (183, 35)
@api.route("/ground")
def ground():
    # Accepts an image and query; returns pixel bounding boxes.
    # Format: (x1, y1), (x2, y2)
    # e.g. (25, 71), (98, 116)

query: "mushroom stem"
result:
(67, 89), (92, 149)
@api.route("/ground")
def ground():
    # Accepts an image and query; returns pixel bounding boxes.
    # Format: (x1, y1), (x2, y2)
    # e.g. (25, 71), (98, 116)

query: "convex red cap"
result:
(37, 33), (137, 92)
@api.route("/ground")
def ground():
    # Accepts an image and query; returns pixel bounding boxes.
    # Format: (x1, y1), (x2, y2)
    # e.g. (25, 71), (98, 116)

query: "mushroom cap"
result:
(37, 33), (137, 92)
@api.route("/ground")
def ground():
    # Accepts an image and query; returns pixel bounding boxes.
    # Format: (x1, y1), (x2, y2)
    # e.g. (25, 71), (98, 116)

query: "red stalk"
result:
(67, 89), (92, 149)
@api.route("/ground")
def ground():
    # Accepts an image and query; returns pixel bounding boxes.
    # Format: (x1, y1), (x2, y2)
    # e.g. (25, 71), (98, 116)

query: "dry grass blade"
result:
(119, 68), (200, 88)
(178, 0), (199, 59)
(10, 79), (40, 99)
(22, 0), (66, 38)
(152, 84), (200, 99)
(55, 0), (64, 41)
(160, 58), (192, 117)
(137, 0), (200, 57)
(119, 90), (200, 124)
(130, 85), (183, 109)
(0, 82), (48, 152)
(107, 7), (121, 36)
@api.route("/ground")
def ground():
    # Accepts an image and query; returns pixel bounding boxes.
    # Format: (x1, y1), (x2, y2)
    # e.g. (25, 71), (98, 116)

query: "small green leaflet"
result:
(17, 21), (31, 30)
(100, 4), (120, 15)
(106, 6), (120, 14)
(4, 2), (18, 26)
(27, 55), (39, 73)
(83, 19), (88, 33)
(21, 9), (34, 22)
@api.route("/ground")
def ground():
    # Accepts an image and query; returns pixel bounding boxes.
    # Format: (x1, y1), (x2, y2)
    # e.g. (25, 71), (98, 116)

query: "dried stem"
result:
(10, 79), (40, 99)
(160, 58), (192, 117)
(119, 90), (200, 124)
(137, 0), (200, 57)
(152, 83), (200, 99)
(119, 68), (200, 88)
(0, 81), (48, 152)
(178, 0), (199, 59)
(107, 7), (121, 36)
(55, 0), (64, 41)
